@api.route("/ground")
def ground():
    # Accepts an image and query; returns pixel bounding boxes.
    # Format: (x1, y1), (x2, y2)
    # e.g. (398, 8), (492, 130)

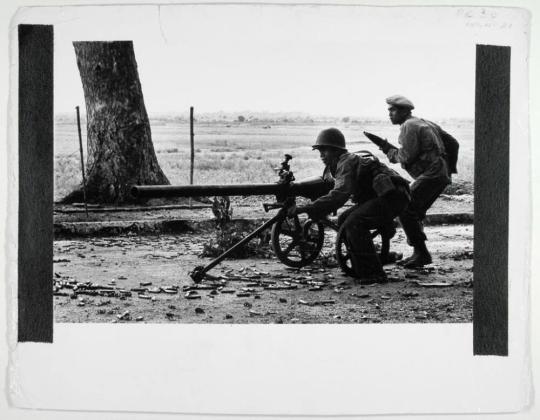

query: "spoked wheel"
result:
(335, 226), (391, 276)
(335, 226), (355, 277)
(271, 215), (325, 268)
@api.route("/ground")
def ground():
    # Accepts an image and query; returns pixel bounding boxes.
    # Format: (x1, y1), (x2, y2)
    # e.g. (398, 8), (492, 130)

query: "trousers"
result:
(399, 176), (450, 246)
(339, 190), (409, 277)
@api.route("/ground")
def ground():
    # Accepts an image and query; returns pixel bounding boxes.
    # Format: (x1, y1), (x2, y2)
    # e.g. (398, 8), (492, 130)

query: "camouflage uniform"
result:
(304, 152), (410, 278)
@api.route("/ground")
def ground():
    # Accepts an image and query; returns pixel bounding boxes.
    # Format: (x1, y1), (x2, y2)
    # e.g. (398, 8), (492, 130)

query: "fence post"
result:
(76, 106), (89, 218)
(189, 106), (194, 207)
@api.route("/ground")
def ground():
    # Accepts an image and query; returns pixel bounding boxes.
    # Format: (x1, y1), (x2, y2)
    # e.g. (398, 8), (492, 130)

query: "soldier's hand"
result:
(286, 204), (298, 217)
(380, 140), (398, 154)
(295, 206), (309, 215)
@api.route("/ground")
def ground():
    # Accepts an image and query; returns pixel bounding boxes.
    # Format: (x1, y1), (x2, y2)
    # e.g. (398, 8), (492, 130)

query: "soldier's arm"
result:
(386, 123), (420, 165)
(302, 160), (355, 215)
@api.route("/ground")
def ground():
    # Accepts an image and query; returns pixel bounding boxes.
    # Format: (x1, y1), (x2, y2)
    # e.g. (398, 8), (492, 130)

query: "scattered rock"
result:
(400, 291), (419, 298)
(298, 299), (335, 306)
(185, 290), (201, 299)
(350, 293), (370, 298)
(195, 307), (205, 314)
(415, 281), (453, 288)
(117, 311), (131, 321)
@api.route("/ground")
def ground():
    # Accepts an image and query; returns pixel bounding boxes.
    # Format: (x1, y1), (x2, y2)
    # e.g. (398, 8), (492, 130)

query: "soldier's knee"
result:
(400, 207), (420, 221)
(344, 221), (370, 238)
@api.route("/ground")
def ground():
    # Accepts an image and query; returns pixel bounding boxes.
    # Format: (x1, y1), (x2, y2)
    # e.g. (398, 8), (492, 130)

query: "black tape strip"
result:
(18, 25), (54, 342)
(473, 45), (510, 356)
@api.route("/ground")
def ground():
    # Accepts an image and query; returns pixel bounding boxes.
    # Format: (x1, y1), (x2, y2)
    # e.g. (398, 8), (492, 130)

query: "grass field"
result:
(54, 114), (474, 202)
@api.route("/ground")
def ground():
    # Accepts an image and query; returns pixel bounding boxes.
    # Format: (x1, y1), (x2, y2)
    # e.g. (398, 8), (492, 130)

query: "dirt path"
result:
(53, 225), (473, 324)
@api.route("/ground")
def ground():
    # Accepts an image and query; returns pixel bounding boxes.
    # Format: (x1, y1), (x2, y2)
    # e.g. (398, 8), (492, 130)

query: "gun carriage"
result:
(131, 154), (393, 282)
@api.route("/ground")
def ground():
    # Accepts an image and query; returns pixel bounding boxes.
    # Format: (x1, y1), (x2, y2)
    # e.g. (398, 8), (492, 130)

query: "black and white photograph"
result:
(3, 1), (535, 417)
(49, 4), (478, 325)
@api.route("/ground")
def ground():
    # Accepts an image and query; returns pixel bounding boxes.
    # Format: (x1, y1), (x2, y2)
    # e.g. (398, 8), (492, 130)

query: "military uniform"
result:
(304, 152), (410, 279)
(386, 116), (451, 247)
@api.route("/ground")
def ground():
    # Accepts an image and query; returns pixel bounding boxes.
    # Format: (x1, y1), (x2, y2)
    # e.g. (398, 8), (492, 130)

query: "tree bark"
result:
(63, 41), (169, 204)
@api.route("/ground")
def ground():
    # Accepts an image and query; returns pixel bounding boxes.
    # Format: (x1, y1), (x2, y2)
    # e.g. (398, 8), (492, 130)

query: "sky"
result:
(23, 4), (528, 118)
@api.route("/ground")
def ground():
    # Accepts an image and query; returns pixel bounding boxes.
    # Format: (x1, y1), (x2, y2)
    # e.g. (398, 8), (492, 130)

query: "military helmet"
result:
(312, 128), (347, 151)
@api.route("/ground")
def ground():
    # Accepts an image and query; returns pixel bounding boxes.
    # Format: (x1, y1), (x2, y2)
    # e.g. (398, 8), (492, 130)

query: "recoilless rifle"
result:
(131, 154), (393, 282)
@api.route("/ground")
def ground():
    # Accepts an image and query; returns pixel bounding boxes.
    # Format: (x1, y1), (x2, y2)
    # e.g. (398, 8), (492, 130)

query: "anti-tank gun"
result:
(131, 154), (392, 282)
(131, 154), (343, 282)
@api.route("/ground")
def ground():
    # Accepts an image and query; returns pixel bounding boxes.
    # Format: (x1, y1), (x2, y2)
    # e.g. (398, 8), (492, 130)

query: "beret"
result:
(386, 95), (414, 110)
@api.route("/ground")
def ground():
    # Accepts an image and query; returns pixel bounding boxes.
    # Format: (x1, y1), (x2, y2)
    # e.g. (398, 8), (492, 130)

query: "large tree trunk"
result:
(62, 41), (169, 204)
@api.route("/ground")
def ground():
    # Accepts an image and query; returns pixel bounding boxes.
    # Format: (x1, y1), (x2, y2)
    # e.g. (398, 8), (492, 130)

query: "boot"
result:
(396, 253), (414, 266)
(380, 251), (403, 265)
(403, 241), (432, 268)
(349, 252), (388, 285)
(353, 269), (388, 285)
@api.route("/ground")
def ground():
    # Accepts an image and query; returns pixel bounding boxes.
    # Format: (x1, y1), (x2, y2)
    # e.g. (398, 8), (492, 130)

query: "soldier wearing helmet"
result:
(296, 128), (410, 284)
(380, 95), (457, 268)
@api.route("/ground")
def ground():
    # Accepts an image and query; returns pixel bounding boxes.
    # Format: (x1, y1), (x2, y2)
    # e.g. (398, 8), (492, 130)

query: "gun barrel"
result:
(131, 176), (332, 200)
(131, 183), (282, 199)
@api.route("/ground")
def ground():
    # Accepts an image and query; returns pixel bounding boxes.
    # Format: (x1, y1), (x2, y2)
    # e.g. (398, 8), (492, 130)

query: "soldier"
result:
(295, 128), (410, 284)
(373, 95), (456, 268)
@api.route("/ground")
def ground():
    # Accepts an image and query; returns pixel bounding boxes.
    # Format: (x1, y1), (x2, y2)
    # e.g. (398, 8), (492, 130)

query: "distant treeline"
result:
(55, 112), (473, 126)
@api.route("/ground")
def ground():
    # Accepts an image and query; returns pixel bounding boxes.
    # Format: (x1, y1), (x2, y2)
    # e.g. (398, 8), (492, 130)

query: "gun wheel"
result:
(271, 216), (324, 268)
(335, 226), (392, 277)
(335, 226), (355, 277)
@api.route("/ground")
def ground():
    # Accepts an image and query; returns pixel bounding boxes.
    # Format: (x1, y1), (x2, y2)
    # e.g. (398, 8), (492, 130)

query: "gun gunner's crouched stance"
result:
(365, 95), (459, 268)
(295, 128), (410, 285)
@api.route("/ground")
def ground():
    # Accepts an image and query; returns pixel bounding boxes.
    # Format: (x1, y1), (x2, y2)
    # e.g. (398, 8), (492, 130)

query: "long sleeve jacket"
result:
(306, 152), (409, 216)
(386, 116), (450, 181)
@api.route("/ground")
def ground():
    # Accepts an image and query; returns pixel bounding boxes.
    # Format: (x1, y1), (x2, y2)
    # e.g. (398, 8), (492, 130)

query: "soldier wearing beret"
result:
(296, 128), (410, 284)
(379, 95), (455, 268)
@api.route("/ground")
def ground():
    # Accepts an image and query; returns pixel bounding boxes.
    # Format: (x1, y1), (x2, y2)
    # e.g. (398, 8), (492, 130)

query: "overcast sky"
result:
(37, 4), (527, 118)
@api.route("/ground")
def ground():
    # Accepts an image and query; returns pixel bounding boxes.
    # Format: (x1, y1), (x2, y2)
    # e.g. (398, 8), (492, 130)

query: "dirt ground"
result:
(53, 224), (473, 324)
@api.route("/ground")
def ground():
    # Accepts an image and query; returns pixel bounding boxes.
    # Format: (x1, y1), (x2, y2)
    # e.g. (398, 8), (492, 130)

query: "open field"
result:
(54, 114), (474, 202)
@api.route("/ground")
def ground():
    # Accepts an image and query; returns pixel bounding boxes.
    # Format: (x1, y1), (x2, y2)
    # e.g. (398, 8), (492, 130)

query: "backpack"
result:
(422, 120), (459, 175)
(438, 129), (459, 174)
